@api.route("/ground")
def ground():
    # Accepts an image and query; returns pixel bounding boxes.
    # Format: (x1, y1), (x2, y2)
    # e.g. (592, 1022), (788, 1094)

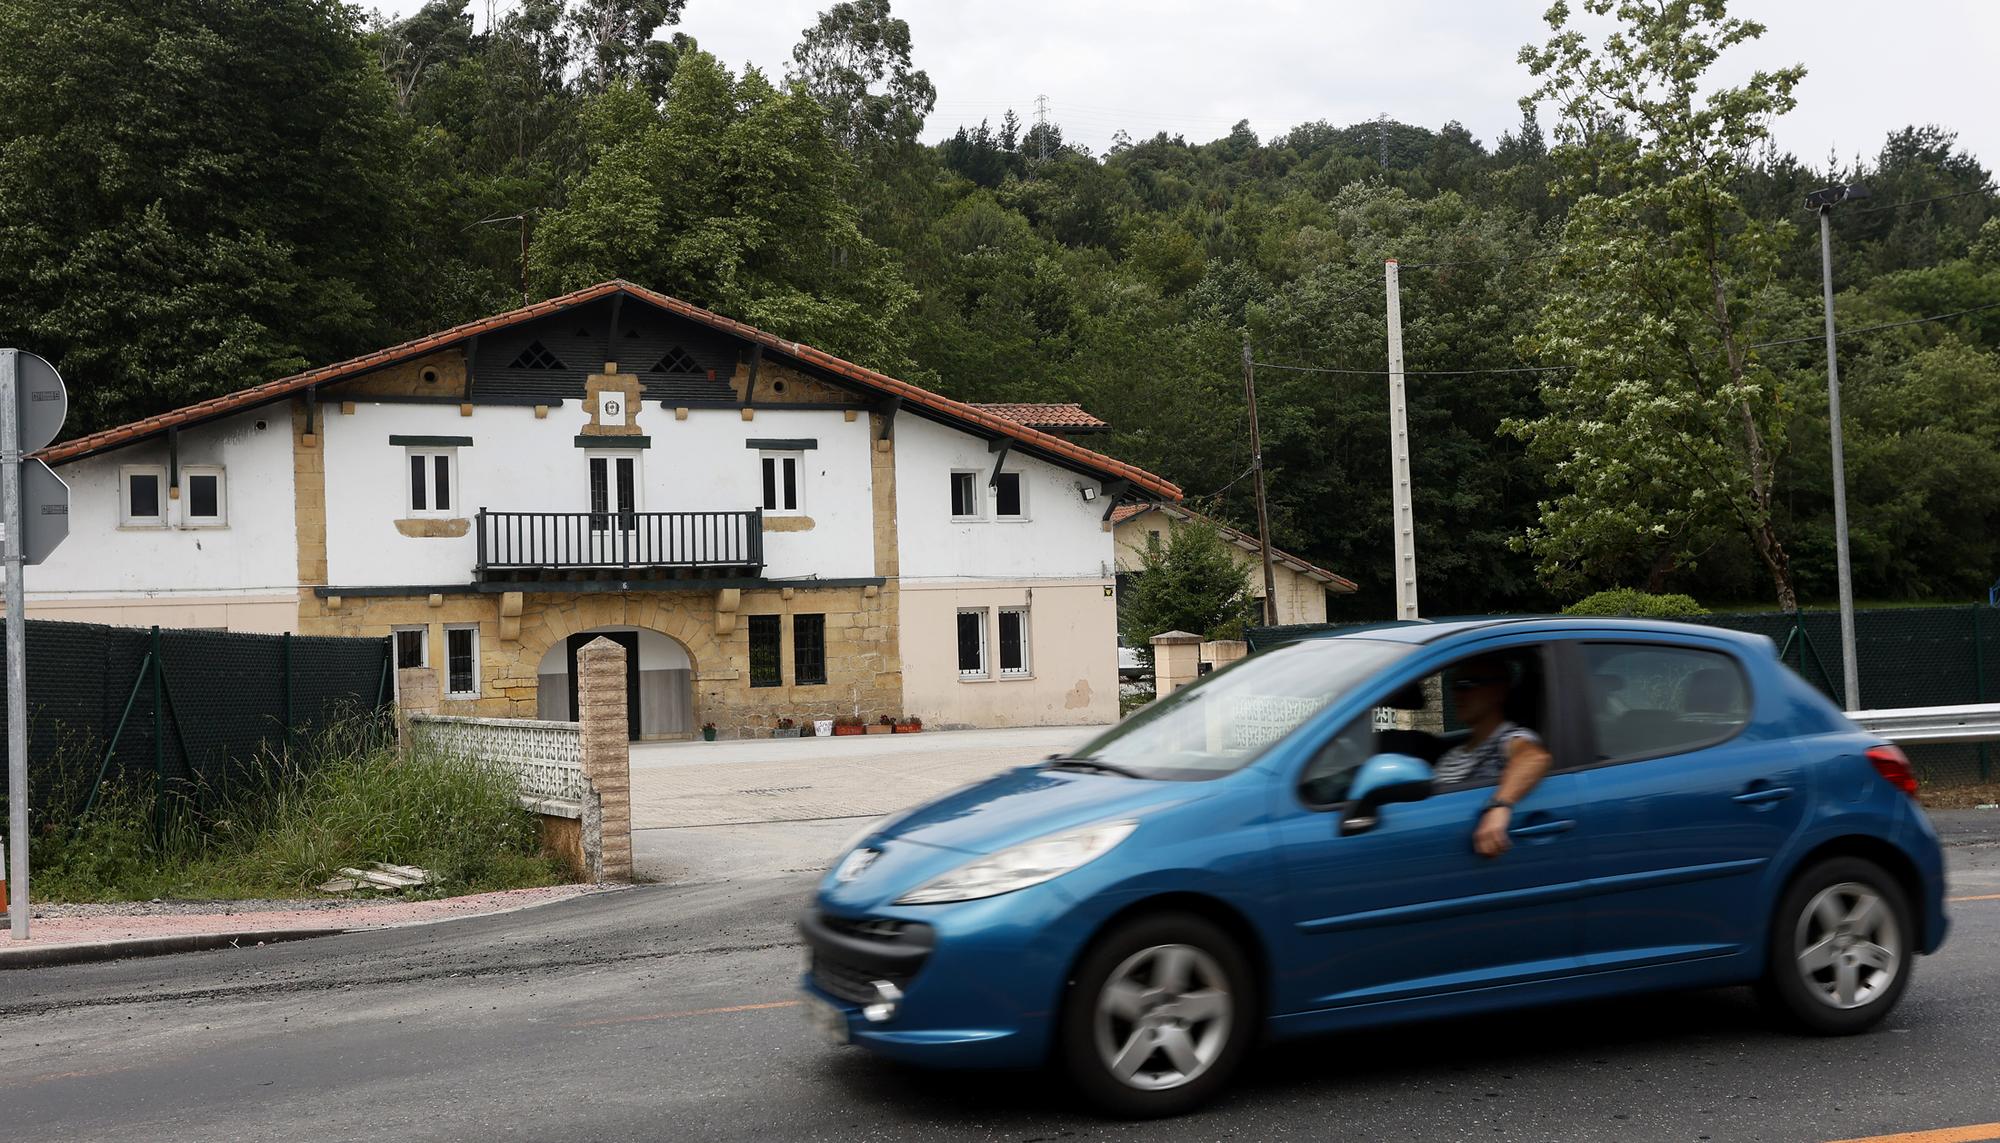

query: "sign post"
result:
(3, 348), (68, 939)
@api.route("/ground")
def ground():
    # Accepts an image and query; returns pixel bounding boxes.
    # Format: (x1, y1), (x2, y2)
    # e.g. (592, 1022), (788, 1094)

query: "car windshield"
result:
(1057, 637), (1415, 780)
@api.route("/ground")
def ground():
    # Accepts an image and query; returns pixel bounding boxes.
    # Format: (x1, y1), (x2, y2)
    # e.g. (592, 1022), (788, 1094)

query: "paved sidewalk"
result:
(1, 884), (613, 965)
(627, 723), (1106, 829)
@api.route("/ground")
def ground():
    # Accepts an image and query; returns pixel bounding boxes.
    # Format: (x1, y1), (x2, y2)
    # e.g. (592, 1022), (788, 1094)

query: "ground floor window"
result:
(749, 614), (782, 687)
(444, 624), (479, 697)
(393, 626), (428, 670)
(957, 609), (987, 678)
(793, 614), (826, 685)
(998, 608), (1030, 676)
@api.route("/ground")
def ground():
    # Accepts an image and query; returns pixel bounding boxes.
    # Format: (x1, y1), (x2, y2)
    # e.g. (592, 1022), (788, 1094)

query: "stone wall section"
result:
(733, 359), (869, 406)
(327, 349), (469, 400)
(291, 397), (328, 587)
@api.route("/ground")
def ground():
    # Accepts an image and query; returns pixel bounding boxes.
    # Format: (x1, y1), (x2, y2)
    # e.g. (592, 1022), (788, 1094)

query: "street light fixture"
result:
(1807, 182), (1868, 710)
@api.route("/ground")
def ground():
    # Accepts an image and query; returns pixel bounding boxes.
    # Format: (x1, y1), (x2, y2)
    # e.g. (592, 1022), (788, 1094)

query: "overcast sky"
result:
(377, 1), (1999, 173)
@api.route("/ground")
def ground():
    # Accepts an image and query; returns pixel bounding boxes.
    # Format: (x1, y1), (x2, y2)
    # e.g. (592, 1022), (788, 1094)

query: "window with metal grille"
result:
(794, 614), (827, 685)
(393, 628), (428, 669)
(993, 472), (1023, 518)
(950, 471), (980, 518)
(508, 341), (565, 370)
(998, 609), (1029, 676)
(957, 609), (987, 677)
(445, 625), (479, 697)
(749, 615), (782, 687)
(653, 346), (700, 373)
(760, 452), (801, 513)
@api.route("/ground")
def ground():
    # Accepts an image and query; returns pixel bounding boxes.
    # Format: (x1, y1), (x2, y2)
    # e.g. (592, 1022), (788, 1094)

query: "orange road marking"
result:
(1825, 1124), (2000, 1143)
(1948, 892), (2000, 902)
(566, 999), (801, 1028)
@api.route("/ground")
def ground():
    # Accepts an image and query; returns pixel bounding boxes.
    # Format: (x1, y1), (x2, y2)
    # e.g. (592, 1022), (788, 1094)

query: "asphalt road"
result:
(5, 817), (2000, 1143)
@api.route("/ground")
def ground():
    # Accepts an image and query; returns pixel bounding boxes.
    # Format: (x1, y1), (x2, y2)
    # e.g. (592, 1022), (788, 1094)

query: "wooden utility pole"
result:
(1242, 338), (1279, 626)
(1384, 260), (1420, 620)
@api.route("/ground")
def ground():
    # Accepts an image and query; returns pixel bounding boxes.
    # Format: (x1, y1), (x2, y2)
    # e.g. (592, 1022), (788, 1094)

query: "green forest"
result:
(2, 0), (1995, 616)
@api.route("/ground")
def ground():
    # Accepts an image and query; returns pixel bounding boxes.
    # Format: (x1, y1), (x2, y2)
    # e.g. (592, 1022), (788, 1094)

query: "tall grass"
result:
(27, 719), (567, 903)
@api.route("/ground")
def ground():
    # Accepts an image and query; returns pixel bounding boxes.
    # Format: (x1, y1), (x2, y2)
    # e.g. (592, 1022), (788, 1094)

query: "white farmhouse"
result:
(27, 282), (1181, 736)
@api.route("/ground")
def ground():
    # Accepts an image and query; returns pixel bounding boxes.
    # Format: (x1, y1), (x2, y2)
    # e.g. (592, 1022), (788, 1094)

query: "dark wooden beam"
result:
(988, 439), (1013, 487)
(1100, 479), (1131, 521)
(605, 295), (623, 368)
(744, 343), (762, 402)
(167, 426), (179, 492)
(876, 395), (901, 441)
(465, 333), (480, 401)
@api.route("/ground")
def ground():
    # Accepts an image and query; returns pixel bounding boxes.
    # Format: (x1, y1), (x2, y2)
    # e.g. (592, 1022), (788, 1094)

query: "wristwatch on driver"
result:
(1482, 796), (1515, 814)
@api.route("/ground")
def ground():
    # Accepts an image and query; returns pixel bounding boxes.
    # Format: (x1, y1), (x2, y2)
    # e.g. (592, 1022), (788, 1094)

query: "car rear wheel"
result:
(1763, 856), (1913, 1035)
(1059, 912), (1253, 1118)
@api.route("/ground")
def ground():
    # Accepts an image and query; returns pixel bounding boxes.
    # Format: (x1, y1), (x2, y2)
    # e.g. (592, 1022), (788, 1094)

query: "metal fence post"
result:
(281, 631), (293, 758)
(1975, 605), (1990, 782)
(151, 625), (163, 838)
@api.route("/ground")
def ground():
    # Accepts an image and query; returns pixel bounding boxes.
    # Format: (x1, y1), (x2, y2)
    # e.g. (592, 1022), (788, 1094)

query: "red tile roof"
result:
(36, 281), (1181, 500)
(1112, 503), (1357, 591)
(970, 403), (1110, 432)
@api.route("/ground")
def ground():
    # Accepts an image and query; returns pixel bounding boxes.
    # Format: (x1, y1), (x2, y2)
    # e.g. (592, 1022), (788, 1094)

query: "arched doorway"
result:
(535, 626), (694, 739)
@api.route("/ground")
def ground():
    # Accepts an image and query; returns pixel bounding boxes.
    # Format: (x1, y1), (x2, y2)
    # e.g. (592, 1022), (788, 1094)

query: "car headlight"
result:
(893, 820), (1138, 905)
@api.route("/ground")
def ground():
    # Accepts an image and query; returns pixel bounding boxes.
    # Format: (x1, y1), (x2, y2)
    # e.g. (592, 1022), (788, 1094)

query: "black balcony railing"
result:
(475, 509), (765, 574)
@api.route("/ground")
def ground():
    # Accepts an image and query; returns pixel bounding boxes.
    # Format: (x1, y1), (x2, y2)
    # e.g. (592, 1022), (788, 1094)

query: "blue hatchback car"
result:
(799, 618), (1948, 1116)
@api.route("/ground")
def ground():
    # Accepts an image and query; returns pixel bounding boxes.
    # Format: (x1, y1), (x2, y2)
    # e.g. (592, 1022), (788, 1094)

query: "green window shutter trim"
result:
(389, 435), (473, 447)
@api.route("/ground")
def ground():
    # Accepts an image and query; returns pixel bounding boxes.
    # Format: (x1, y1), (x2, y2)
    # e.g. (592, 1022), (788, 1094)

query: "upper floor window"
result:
(120, 465), (166, 527)
(993, 471), (1025, 519)
(761, 452), (803, 515)
(654, 346), (700, 374)
(949, 471), (981, 520)
(407, 450), (456, 517)
(182, 466), (226, 527)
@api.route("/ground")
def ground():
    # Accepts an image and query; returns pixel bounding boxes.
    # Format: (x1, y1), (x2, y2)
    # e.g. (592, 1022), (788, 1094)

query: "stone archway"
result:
(504, 595), (722, 739)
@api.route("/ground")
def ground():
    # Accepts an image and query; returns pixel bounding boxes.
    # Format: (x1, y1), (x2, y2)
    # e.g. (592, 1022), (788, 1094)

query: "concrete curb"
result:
(0, 883), (635, 971)
(0, 927), (348, 970)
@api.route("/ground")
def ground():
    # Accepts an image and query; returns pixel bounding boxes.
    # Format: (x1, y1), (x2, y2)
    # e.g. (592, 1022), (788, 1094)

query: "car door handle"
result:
(1508, 817), (1576, 839)
(1732, 784), (1794, 806)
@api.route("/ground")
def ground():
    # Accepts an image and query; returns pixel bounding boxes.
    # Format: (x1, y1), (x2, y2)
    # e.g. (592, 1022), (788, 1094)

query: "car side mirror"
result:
(1340, 753), (1434, 837)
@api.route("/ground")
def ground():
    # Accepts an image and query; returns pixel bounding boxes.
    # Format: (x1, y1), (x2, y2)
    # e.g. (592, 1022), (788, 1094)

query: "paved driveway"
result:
(628, 724), (1107, 885)
(628, 724), (1106, 828)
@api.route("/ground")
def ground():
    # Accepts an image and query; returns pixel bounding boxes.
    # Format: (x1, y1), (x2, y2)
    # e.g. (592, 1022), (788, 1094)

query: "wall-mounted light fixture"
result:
(1077, 484), (1100, 503)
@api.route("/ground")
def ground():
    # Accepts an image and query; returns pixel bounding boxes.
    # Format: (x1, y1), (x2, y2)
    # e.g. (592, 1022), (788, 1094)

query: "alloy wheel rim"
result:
(1794, 881), (1901, 1010)
(1093, 943), (1233, 1091)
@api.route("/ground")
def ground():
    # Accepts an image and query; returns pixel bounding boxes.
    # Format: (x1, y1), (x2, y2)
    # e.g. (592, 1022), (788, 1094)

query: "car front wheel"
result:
(1763, 856), (1914, 1034)
(1059, 912), (1254, 1117)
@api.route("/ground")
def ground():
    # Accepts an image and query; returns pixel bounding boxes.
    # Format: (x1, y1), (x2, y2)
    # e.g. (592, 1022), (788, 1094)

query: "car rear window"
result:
(1582, 642), (1752, 762)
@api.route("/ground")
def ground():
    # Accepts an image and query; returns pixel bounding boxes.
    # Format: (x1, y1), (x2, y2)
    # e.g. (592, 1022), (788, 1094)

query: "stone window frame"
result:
(949, 470), (983, 521)
(997, 607), (1032, 678)
(956, 607), (989, 679)
(443, 623), (480, 698)
(748, 614), (783, 688)
(119, 464), (167, 528)
(406, 448), (460, 519)
(180, 464), (227, 529)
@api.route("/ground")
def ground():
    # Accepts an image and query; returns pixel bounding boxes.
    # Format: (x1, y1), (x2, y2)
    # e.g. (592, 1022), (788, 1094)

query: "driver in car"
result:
(1431, 655), (1553, 859)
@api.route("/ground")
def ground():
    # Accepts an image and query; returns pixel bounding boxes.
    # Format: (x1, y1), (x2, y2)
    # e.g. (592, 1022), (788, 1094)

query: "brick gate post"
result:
(396, 667), (441, 753)
(576, 636), (634, 882)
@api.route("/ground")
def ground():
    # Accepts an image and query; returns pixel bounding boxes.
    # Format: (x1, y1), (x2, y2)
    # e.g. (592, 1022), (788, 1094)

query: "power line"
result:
(1845, 185), (1996, 217)
(1248, 299), (2000, 377)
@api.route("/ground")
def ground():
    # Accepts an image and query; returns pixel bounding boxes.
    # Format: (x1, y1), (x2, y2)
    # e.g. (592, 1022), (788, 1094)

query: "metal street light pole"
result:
(1807, 183), (1867, 711)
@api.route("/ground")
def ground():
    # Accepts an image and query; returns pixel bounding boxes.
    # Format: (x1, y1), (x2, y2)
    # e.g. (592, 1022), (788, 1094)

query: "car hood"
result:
(869, 765), (1206, 856)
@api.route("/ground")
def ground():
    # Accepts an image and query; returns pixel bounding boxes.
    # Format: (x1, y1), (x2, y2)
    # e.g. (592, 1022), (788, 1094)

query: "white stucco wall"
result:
(892, 416), (1116, 582)
(898, 579), (1118, 728)
(21, 408), (298, 611)
(321, 403), (877, 586)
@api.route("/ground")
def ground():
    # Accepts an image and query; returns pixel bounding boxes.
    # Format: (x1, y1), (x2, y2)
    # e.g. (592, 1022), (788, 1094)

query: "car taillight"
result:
(1867, 744), (1919, 798)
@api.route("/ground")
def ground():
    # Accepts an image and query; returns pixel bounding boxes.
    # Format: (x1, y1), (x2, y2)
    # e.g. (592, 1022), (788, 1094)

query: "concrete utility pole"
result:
(1384, 260), (1419, 621)
(1241, 339), (1279, 626)
(1808, 184), (1867, 710)
(3, 349), (25, 938)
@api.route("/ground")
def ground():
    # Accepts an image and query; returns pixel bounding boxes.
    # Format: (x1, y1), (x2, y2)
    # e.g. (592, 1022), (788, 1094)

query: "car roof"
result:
(1318, 615), (1775, 654)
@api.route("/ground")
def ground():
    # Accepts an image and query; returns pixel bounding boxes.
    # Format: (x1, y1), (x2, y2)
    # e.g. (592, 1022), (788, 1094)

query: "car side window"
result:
(1582, 642), (1751, 763)
(1299, 714), (1377, 807)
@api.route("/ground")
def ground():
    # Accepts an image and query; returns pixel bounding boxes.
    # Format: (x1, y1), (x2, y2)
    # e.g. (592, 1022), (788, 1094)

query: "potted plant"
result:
(813, 716), (833, 737)
(866, 714), (894, 735)
(771, 717), (800, 739)
(701, 721), (718, 742)
(893, 716), (923, 734)
(833, 715), (866, 737)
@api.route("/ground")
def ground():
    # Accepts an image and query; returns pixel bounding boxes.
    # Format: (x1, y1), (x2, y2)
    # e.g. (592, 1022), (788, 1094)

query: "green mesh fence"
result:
(1245, 607), (1999, 786)
(0, 619), (392, 821)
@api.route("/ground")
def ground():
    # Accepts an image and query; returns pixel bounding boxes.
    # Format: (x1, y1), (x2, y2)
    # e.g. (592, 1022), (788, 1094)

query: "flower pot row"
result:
(762, 717), (923, 738)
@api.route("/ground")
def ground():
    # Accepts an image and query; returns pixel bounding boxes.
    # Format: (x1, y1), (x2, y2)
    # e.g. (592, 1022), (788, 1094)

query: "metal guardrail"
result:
(1850, 703), (2000, 745)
